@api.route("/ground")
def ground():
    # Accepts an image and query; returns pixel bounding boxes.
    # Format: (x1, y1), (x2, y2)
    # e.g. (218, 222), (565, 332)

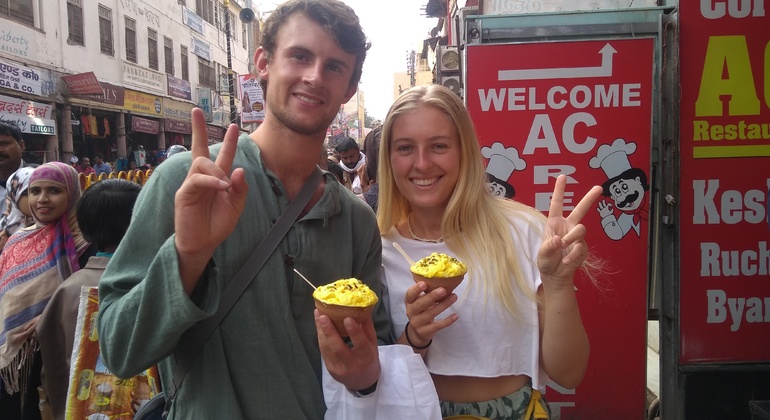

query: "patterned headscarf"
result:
(0, 162), (88, 393)
(2, 167), (35, 233)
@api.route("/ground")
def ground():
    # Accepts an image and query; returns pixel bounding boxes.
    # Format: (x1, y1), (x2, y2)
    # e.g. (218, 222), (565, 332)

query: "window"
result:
(196, 0), (214, 25)
(125, 17), (137, 63)
(148, 28), (158, 71)
(0, 0), (34, 27)
(67, 0), (83, 45)
(198, 57), (216, 89)
(164, 37), (174, 76)
(98, 4), (113, 56)
(181, 45), (189, 81)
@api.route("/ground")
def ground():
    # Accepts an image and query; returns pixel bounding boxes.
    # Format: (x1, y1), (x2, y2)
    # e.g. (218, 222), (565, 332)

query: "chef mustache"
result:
(616, 190), (640, 209)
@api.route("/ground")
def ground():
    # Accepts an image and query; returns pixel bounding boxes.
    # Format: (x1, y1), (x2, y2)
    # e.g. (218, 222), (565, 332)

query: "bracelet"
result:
(351, 380), (378, 397)
(404, 321), (432, 350)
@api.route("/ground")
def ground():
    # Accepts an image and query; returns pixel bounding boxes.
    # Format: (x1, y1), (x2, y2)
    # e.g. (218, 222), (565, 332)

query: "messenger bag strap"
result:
(167, 166), (323, 397)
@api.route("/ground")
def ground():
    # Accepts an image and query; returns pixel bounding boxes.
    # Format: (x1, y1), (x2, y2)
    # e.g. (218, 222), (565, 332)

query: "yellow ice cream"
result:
(410, 252), (467, 278)
(313, 278), (378, 307)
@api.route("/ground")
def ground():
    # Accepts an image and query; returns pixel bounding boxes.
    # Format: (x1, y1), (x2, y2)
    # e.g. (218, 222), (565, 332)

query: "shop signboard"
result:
(162, 98), (193, 121)
(122, 61), (166, 96)
(191, 37), (211, 61)
(206, 125), (225, 143)
(167, 75), (192, 101)
(0, 92), (55, 135)
(62, 72), (103, 95)
(125, 90), (163, 117)
(183, 6), (205, 35)
(132, 116), (160, 135)
(197, 87), (212, 122)
(74, 83), (125, 107)
(466, 38), (654, 418)
(165, 119), (192, 134)
(678, 0), (770, 363)
(0, 58), (42, 96)
(239, 74), (265, 124)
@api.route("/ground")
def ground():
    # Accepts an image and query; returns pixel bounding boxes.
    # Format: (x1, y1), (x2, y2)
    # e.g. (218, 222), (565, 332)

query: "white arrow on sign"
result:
(497, 43), (617, 81)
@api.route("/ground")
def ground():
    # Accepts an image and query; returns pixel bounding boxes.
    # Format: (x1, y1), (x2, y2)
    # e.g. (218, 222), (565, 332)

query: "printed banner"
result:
(124, 90), (163, 116)
(466, 38), (654, 418)
(678, 0), (770, 363)
(66, 287), (161, 419)
(239, 74), (265, 124)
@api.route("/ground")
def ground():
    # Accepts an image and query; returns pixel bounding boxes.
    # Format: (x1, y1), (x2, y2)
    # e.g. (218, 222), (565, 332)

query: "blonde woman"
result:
(377, 85), (602, 419)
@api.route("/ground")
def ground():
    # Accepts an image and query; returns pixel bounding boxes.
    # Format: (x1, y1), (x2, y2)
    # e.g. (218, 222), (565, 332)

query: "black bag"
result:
(133, 393), (167, 420)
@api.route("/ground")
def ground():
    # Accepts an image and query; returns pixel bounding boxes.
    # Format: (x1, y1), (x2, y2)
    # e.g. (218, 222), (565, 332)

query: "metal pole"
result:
(224, 1), (237, 124)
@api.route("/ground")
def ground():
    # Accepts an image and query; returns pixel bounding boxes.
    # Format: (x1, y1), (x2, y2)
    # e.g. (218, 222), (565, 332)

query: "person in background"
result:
(37, 179), (142, 420)
(0, 162), (93, 419)
(76, 157), (95, 175)
(0, 167), (35, 250)
(92, 153), (112, 177)
(334, 136), (365, 194)
(377, 85), (603, 419)
(97, 1), (390, 418)
(0, 121), (35, 252)
(361, 126), (382, 212)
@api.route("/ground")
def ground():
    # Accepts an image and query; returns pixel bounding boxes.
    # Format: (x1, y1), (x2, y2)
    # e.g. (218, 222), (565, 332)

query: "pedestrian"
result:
(0, 162), (93, 419)
(37, 179), (142, 420)
(0, 167), (35, 250)
(335, 136), (366, 194)
(97, 1), (391, 418)
(377, 85), (604, 419)
(361, 126), (382, 212)
(92, 152), (112, 176)
(77, 157), (95, 175)
(0, 121), (35, 250)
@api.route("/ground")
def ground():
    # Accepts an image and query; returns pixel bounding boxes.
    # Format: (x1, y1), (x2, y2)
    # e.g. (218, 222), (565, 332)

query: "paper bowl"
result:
(412, 272), (465, 296)
(314, 299), (375, 337)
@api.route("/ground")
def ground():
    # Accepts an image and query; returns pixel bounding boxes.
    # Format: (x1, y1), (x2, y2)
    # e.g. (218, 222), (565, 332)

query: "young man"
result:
(97, 1), (391, 418)
(92, 153), (112, 176)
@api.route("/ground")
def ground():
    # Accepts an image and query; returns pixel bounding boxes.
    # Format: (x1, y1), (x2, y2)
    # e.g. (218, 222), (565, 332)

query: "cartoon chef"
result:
(589, 138), (649, 241)
(481, 142), (526, 199)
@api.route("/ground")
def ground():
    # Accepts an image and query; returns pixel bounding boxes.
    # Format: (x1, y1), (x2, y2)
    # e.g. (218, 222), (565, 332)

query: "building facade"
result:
(0, 0), (255, 168)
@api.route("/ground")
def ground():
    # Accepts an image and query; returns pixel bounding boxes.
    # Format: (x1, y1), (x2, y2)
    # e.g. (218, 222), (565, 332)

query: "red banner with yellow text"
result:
(679, 0), (770, 364)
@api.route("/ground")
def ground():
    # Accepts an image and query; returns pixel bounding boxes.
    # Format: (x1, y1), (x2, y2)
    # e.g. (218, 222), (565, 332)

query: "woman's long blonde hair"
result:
(377, 85), (548, 317)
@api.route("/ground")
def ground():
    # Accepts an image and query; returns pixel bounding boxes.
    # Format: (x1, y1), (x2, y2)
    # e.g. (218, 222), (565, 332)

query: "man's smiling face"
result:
(609, 177), (645, 211)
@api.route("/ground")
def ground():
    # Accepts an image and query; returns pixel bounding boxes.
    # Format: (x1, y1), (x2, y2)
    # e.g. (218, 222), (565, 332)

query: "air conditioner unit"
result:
(438, 45), (460, 73)
(441, 75), (462, 98)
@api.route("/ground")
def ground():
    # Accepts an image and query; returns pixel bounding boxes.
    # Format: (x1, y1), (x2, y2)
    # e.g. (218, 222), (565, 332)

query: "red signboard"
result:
(466, 38), (654, 418)
(62, 72), (103, 95)
(679, 1), (770, 363)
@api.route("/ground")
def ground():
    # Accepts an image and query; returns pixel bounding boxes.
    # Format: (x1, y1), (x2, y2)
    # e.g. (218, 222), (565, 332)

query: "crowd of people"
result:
(0, 1), (604, 419)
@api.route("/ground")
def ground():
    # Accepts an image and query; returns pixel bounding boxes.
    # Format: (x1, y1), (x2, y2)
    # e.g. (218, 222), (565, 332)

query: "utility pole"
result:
(407, 49), (416, 88)
(223, 0), (237, 124)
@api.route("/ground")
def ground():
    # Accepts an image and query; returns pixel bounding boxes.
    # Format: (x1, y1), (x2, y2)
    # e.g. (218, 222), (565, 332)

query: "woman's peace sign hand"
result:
(537, 175), (602, 288)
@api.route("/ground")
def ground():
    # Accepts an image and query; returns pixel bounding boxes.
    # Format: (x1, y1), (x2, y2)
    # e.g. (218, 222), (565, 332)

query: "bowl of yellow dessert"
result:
(410, 252), (467, 296)
(313, 278), (378, 337)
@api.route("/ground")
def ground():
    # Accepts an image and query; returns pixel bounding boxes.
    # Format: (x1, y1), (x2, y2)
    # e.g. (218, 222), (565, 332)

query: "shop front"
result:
(66, 82), (126, 167)
(162, 97), (194, 157)
(0, 57), (58, 163)
(124, 89), (164, 168)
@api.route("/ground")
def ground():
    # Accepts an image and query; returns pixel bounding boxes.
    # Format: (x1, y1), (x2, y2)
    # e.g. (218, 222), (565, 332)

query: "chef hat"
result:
(481, 142), (526, 182)
(589, 138), (636, 179)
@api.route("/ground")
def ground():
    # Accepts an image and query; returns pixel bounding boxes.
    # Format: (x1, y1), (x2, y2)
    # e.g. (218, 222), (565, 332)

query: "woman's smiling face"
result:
(389, 104), (461, 213)
(28, 181), (69, 224)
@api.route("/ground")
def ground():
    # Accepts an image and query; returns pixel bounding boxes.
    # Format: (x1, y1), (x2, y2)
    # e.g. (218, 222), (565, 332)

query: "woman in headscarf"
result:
(0, 162), (91, 417)
(0, 167), (36, 250)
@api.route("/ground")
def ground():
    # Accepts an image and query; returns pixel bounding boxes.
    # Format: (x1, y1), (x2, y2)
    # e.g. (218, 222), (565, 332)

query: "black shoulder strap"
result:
(168, 166), (323, 396)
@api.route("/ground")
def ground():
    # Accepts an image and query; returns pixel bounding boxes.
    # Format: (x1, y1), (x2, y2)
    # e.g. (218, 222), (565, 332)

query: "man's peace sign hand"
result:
(174, 108), (248, 294)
